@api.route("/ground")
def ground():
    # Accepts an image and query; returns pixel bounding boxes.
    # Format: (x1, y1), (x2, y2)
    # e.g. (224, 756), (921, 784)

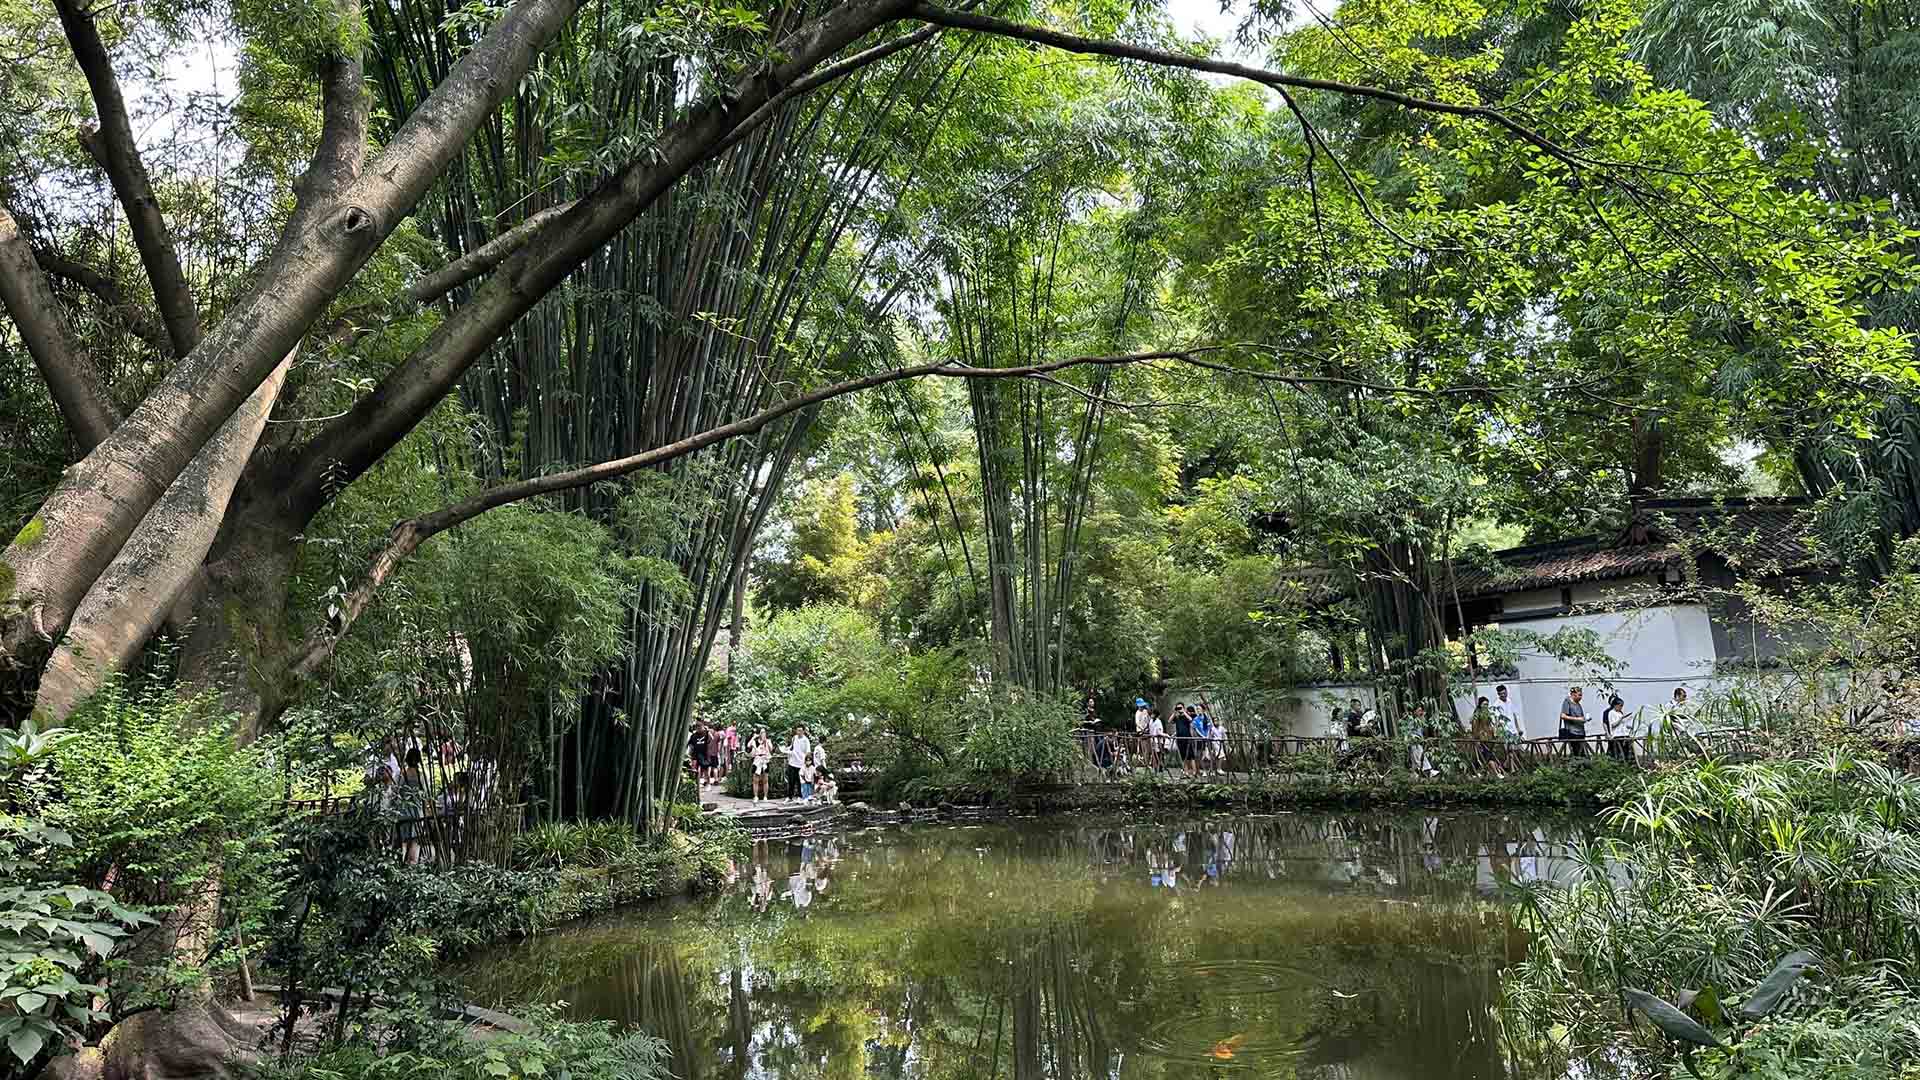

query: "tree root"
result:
(78, 1001), (263, 1080)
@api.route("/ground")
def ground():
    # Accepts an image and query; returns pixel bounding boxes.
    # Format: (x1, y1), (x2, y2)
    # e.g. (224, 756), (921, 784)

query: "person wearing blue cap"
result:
(1132, 697), (1151, 769)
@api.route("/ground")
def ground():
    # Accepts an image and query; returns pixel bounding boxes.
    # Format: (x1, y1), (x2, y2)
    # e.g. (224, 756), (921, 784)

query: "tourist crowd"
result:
(361, 735), (501, 864)
(687, 720), (838, 805)
(1083, 683), (1698, 778)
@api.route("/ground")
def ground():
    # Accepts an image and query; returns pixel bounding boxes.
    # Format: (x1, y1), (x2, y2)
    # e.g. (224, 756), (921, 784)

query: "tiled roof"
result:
(1448, 537), (1677, 597)
(1449, 497), (1821, 600)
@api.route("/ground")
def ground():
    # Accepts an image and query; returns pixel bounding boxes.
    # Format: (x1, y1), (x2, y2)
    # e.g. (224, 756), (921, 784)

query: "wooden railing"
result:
(1064, 724), (1859, 784)
(283, 797), (525, 868)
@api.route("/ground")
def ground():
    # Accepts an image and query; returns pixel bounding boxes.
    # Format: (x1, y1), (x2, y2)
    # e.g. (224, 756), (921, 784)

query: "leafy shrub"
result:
(708, 604), (900, 744)
(44, 684), (284, 1013)
(1502, 752), (1920, 1077)
(0, 816), (149, 1071)
(511, 821), (641, 871)
(956, 693), (1080, 795)
(250, 1004), (671, 1080)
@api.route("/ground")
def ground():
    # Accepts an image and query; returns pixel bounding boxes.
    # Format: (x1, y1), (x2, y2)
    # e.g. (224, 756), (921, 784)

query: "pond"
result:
(458, 811), (1592, 1080)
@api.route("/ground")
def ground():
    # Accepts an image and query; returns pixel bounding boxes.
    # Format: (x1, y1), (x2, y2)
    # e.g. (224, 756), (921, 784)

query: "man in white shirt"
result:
(786, 727), (812, 802)
(1492, 685), (1524, 739)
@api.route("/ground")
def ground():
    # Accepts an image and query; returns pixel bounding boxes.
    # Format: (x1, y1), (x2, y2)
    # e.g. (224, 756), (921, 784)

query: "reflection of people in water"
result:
(751, 861), (773, 911)
(1147, 845), (1170, 889)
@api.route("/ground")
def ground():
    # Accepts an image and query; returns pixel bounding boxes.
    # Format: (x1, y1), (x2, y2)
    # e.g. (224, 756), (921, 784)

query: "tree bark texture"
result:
(36, 352), (295, 723)
(51, 0), (203, 359)
(0, 0), (580, 667)
(0, 208), (121, 451)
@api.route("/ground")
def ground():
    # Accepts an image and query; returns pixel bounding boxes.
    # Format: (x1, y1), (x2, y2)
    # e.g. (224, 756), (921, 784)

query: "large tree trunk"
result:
(36, 354), (294, 723)
(0, 0), (580, 674)
(173, 492), (312, 741)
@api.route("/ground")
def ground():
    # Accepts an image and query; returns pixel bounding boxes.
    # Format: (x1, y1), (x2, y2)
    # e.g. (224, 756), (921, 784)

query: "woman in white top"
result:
(1602, 695), (1636, 763)
(749, 729), (774, 802)
(786, 727), (812, 802)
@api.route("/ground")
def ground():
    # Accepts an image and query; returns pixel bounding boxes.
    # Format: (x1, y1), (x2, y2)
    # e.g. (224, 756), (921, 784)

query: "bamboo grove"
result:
(2, 0), (1916, 829)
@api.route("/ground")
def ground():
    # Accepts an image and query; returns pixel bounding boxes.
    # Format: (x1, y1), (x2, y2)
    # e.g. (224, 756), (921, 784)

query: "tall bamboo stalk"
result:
(368, 0), (966, 830)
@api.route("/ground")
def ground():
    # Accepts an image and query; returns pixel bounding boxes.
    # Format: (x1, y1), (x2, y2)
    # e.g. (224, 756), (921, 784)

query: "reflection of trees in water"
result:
(461, 814), (1547, 1079)
(1055, 812), (1592, 901)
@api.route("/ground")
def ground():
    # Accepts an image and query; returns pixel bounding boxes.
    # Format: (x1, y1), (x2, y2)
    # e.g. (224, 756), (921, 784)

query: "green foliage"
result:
(251, 1004), (671, 1080)
(48, 684), (284, 1011)
(755, 474), (882, 613)
(296, 443), (639, 792)
(0, 816), (149, 1070)
(1502, 752), (1920, 1077)
(512, 821), (642, 871)
(955, 693), (1079, 794)
(708, 604), (902, 744)
(1158, 556), (1333, 696)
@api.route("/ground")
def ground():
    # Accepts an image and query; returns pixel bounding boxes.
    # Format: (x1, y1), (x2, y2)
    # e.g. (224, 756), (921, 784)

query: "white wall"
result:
(1472, 602), (1720, 736)
(1173, 602), (1727, 739)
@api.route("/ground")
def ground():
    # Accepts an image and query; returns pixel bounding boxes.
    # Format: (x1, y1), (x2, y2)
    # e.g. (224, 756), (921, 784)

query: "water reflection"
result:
(458, 812), (1587, 1080)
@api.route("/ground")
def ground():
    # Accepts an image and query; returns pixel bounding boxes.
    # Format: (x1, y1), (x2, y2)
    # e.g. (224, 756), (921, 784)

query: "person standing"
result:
(1172, 703), (1198, 777)
(1558, 686), (1589, 756)
(1409, 705), (1437, 775)
(690, 722), (713, 787)
(1470, 696), (1500, 774)
(1603, 694), (1636, 762)
(1207, 709), (1229, 777)
(1492, 685), (1524, 739)
(1133, 698), (1152, 763)
(749, 728), (774, 803)
(398, 748), (428, 864)
(1343, 698), (1368, 740)
(785, 726), (812, 801)
(1147, 709), (1167, 769)
(1667, 686), (1693, 736)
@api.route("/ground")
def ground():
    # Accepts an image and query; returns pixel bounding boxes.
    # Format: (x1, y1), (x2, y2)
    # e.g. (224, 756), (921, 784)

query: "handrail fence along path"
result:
(284, 796), (527, 868)
(1065, 725), (1919, 785)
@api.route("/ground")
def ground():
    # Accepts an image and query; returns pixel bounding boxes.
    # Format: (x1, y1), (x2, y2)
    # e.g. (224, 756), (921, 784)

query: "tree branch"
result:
(1, 0), (583, 662)
(287, 0), (371, 233)
(288, 339), (1629, 680)
(909, 4), (1600, 179)
(401, 199), (576, 307)
(32, 247), (172, 355)
(277, 0), (925, 526)
(0, 208), (120, 449)
(52, 0), (201, 358)
(289, 347), (1196, 680)
(393, 25), (944, 307)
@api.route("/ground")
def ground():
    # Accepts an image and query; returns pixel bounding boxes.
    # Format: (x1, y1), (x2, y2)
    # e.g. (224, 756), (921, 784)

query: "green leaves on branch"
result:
(0, 817), (150, 1069)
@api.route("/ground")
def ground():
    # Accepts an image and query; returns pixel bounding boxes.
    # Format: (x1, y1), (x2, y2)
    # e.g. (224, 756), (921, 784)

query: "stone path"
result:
(691, 781), (848, 838)
(692, 784), (813, 817)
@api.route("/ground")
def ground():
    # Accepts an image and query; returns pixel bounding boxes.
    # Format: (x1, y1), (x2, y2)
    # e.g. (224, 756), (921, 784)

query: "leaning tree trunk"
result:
(35, 353), (294, 723)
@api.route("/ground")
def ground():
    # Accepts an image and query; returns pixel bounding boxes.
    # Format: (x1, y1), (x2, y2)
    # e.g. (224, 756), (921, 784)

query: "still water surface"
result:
(460, 812), (1588, 1080)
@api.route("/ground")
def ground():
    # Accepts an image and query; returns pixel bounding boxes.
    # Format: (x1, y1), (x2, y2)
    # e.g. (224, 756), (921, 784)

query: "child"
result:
(799, 760), (818, 802)
(815, 770), (838, 804)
